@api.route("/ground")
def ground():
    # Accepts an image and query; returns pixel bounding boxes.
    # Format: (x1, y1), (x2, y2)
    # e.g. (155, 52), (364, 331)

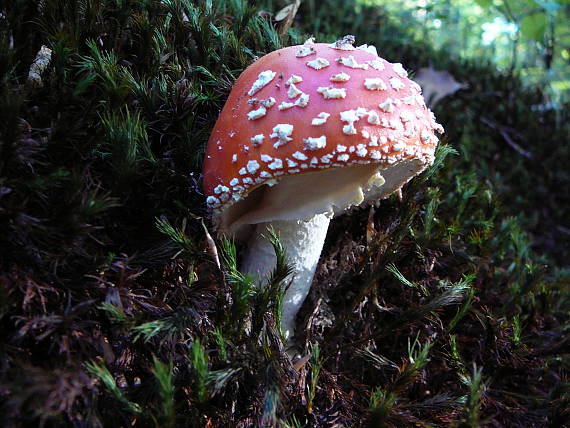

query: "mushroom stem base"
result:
(240, 213), (331, 342)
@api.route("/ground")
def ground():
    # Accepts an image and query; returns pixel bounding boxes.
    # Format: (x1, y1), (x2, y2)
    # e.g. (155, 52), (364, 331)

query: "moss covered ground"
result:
(0, 1), (568, 426)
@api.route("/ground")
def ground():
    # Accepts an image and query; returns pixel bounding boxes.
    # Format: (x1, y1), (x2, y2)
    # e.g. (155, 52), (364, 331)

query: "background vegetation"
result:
(373, 0), (570, 101)
(0, 0), (568, 427)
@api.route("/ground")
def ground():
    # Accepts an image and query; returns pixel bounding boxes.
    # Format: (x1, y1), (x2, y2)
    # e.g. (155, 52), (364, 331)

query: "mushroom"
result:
(202, 37), (443, 345)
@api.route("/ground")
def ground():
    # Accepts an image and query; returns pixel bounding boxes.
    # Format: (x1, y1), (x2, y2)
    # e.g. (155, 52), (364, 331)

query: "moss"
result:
(0, 1), (568, 427)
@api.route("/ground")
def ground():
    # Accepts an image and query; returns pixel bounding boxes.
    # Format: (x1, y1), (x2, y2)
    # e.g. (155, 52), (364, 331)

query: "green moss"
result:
(0, 1), (567, 426)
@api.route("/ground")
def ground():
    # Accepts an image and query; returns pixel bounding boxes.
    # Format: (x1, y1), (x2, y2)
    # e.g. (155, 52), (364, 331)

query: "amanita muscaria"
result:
(202, 37), (443, 344)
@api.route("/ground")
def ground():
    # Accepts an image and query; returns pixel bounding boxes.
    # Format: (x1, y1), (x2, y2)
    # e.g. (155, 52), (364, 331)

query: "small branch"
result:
(480, 117), (533, 159)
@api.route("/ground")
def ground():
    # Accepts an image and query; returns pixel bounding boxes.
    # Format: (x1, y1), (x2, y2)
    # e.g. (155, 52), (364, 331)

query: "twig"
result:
(480, 117), (533, 159)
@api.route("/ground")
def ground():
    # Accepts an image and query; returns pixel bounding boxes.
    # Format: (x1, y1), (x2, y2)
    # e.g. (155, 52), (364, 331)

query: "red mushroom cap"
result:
(203, 38), (443, 232)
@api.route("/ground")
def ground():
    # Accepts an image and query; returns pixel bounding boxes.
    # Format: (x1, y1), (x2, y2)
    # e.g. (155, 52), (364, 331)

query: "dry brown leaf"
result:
(274, 0), (301, 36)
(414, 66), (467, 107)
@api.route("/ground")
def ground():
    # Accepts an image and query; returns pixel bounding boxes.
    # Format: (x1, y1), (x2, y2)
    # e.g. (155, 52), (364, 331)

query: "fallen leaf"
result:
(414, 66), (467, 107)
(274, 0), (301, 36)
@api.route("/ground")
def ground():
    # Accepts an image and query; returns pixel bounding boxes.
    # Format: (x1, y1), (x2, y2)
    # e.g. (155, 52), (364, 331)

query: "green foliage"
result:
(220, 237), (256, 334)
(458, 364), (487, 427)
(520, 12), (548, 41)
(100, 107), (156, 177)
(76, 39), (137, 105)
(252, 227), (294, 337)
(212, 327), (228, 361)
(155, 216), (199, 258)
(85, 361), (142, 415)
(190, 338), (209, 404)
(132, 309), (200, 344)
(0, 0), (568, 427)
(448, 285), (476, 332)
(365, 0), (570, 102)
(511, 314), (522, 346)
(306, 342), (322, 414)
(99, 301), (133, 327)
(367, 338), (433, 425)
(151, 355), (176, 427)
(207, 367), (241, 396)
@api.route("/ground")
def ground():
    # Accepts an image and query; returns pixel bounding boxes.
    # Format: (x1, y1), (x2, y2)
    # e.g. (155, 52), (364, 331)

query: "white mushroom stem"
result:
(240, 213), (331, 342)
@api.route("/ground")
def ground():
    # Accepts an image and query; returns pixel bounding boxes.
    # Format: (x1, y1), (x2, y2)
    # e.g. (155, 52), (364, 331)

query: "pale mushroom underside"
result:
(219, 158), (428, 237)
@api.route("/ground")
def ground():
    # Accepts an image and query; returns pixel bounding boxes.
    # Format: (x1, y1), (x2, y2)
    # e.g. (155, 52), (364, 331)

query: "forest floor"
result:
(0, 1), (568, 427)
